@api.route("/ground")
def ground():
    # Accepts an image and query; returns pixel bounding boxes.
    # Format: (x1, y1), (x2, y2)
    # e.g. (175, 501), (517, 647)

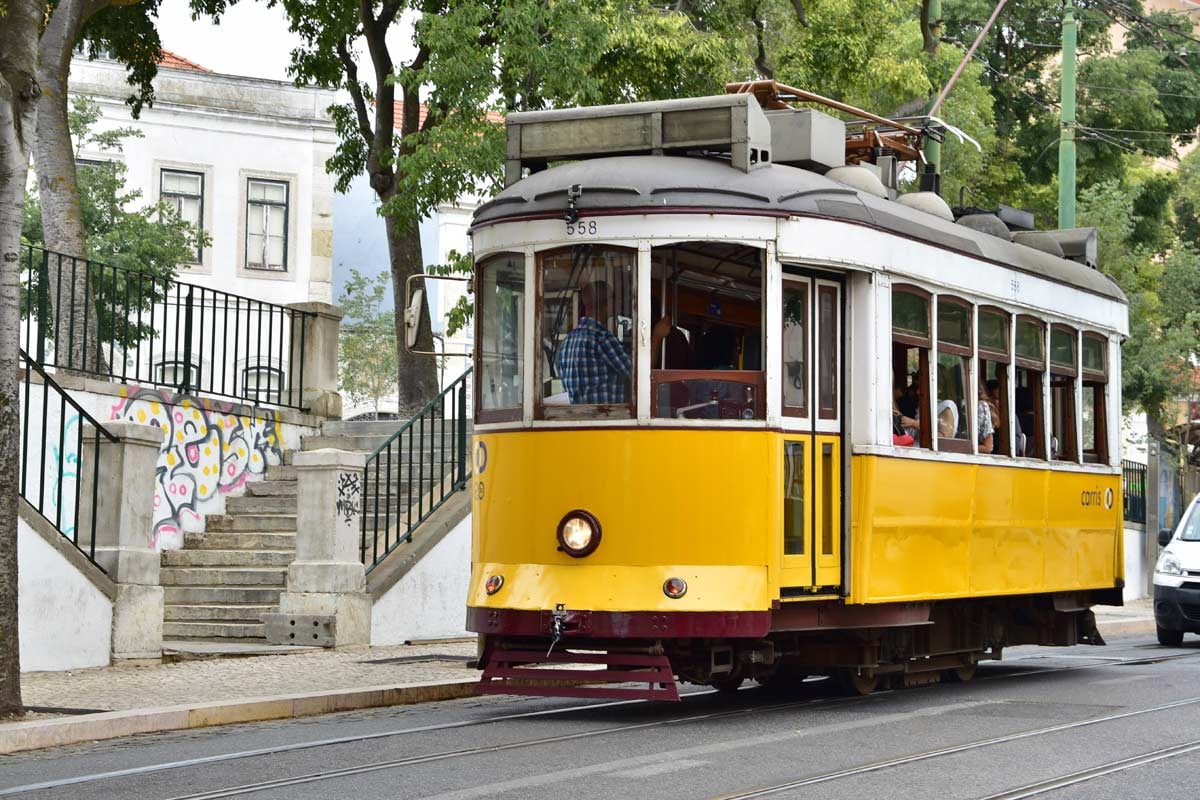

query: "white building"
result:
(44, 51), (339, 403)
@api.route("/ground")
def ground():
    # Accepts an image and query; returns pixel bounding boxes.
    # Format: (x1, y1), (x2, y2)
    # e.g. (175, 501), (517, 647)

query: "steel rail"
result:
(975, 739), (1200, 800)
(709, 696), (1200, 799)
(5, 649), (1195, 798)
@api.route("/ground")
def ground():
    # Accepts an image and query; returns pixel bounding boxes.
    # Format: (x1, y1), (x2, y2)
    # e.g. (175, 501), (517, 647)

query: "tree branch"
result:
(336, 37), (374, 145)
(378, 0), (403, 28)
(789, 0), (807, 26)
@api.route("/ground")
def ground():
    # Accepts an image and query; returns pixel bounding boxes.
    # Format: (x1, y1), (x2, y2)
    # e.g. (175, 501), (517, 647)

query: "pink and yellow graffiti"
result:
(110, 386), (285, 544)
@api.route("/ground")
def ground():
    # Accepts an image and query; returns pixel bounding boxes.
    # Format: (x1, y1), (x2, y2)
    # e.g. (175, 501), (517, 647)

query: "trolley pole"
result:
(923, 0), (943, 175)
(1058, 0), (1078, 229)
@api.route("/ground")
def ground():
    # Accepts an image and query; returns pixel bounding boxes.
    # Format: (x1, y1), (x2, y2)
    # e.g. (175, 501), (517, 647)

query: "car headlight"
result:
(1157, 552), (1185, 577)
(557, 510), (601, 558)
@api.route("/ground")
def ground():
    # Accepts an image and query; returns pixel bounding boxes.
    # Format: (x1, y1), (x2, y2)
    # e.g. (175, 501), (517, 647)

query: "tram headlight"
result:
(485, 575), (504, 595)
(557, 510), (601, 557)
(1157, 551), (1185, 577)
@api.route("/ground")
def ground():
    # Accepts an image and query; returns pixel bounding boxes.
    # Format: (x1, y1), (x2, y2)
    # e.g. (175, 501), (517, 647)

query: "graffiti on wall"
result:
(335, 471), (362, 525)
(111, 386), (285, 543)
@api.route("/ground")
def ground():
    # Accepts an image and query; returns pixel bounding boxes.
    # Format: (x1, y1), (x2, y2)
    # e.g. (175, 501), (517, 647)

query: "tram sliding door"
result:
(780, 273), (843, 594)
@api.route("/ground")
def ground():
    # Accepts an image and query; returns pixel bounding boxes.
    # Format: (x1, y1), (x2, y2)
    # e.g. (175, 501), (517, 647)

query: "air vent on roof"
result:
(764, 108), (845, 172)
(896, 191), (954, 222)
(1011, 231), (1065, 259)
(503, 94), (772, 186)
(956, 213), (1013, 241)
(825, 165), (887, 198)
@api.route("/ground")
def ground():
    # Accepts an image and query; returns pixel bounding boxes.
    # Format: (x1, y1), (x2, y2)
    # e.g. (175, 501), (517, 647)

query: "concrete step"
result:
(303, 434), (464, 453)
(183, 532), (296, 551)
(160, 567), (287, 587)
(162, 549), (294, 568)
(206, 514), (296, 532)
(266, 464), (297, 481)
(164, 585), (284, 604)
(164, 604), (275, 622)
(225, 494), (297, 514)
(162, 621), (266, 640)
(246, 480), (298, 497)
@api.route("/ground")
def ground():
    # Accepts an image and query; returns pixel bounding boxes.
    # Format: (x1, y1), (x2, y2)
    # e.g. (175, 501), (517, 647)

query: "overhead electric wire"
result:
(1098, 0), (1200, 47)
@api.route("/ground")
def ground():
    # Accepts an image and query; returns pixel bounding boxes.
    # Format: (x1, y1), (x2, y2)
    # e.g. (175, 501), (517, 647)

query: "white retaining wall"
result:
(371, 513), (471, 645)
(18, 514), (112, 672)
(1123, 524), (1150, 601)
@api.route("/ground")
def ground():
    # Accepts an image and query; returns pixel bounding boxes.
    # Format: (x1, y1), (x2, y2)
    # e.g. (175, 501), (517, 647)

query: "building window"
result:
(242, 364), (285, 403)
(246, 178), (288, 272)
(155, 359), (200, 389)
(161, 169), (204, 263)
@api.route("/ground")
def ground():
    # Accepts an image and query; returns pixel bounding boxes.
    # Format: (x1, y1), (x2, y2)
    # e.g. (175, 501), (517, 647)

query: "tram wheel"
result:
(1157, 625), (1185, 647)
(945, 663), (977, 683)
(712, 674), (745, 694)
(836, 668), (879, 696)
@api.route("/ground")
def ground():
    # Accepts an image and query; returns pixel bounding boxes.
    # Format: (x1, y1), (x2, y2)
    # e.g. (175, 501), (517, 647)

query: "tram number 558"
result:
(566, 220), (598, 236)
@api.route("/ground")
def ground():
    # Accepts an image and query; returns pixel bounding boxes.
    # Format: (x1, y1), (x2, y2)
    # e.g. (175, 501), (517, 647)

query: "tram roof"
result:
(472, 155), (1127, 305)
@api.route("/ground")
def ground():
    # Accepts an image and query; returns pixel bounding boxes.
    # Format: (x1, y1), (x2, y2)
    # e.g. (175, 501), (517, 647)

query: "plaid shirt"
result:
(557, 317), (632, 404)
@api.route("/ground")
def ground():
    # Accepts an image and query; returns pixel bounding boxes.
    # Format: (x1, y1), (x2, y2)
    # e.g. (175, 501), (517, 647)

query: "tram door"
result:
(780, 274), (843, 593)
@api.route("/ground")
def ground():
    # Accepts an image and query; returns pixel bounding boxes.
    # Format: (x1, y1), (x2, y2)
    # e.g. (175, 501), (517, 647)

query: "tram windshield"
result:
(650, 242), (764, 420)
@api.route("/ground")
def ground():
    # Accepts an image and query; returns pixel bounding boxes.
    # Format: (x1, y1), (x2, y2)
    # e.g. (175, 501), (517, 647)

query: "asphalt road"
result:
(4, 633), (1200, 800)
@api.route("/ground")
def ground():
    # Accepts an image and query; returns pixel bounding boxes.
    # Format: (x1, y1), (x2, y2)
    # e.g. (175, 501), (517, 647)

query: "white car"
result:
(1154, 497), (1200, 645)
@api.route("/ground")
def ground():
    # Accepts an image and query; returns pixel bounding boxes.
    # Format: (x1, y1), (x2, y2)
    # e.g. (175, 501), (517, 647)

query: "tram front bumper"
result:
(466, 606), (771, 639)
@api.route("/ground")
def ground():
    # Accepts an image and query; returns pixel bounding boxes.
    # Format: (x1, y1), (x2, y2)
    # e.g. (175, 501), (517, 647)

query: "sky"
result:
(154, 0), (419, 82)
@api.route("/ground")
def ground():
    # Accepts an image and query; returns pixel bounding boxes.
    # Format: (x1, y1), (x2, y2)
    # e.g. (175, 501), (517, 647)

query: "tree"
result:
(35, 0), (169, 370)
(23, 95), (204, 354)
(338, 268), (399, 414)
(0, 0), (42, 720)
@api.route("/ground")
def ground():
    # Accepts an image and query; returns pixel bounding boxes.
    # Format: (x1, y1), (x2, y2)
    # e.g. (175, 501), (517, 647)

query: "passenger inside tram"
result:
(650, 242), (764, 419)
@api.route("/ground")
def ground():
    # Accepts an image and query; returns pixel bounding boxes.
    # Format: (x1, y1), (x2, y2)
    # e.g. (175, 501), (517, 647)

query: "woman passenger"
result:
(978, 377), (998, 454)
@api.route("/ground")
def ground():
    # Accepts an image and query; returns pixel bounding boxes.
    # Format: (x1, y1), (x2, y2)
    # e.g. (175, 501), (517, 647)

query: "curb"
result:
(1097, 616), (1156, 637)
(0, 679), (479, 756)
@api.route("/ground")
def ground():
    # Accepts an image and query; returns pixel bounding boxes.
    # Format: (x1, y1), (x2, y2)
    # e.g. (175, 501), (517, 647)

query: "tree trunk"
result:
(383, 208), (439, 414)
(34, 0), (108, 373)
(0, 0), (43, 720)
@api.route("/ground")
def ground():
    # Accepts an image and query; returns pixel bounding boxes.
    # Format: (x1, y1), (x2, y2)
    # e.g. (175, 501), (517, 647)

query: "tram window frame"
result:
(935, 296), (973, 455)
(781, 280), (809, 418)
(891, 285), (932, 450)
(977, 306), (1010, 457)
(1081, 333), (1109, 464)
(1014, 315), (1046, 460)
(474, 252), (526, 425)
(1049, 324), (1079, 462)
(535, 244), (638, 421)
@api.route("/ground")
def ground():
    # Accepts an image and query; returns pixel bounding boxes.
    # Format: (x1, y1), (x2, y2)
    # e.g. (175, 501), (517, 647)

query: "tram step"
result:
(477, 648), (680, 702)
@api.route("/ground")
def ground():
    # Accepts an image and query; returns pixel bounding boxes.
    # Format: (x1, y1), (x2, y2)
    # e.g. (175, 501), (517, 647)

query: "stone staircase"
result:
(160, 418), (467, 644)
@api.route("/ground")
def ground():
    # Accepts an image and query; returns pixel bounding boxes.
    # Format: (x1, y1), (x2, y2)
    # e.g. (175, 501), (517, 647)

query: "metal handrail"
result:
(20, 244), (316, 409)
(1122, 459), (1147, 525)
(360, 368), (472, 571)
(19, 348), (119, 570)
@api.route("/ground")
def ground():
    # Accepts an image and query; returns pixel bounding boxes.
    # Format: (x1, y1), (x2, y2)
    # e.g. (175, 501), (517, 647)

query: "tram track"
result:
(710, 695), (1200, 799)
(4, 648), (1197, 799)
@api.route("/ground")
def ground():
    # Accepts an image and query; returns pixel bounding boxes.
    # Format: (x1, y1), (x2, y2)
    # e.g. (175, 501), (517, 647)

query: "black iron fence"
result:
(19, 348), (117, 570)
(1123, 459), (1147, 525)
(360, 369), (472, 572)
(20, 244), (315, 409)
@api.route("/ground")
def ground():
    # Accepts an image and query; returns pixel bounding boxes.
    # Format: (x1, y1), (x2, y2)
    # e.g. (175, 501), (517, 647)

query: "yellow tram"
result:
(462, 86), (1128, 699)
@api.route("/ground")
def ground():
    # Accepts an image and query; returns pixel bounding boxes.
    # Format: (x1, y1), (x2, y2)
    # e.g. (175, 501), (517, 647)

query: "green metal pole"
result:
(923, 0), (943, 174)
(1058, 0), (1077, 229)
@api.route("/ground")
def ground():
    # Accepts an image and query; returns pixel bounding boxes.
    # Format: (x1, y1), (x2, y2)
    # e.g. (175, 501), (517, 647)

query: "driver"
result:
(558, 282), (670, 404)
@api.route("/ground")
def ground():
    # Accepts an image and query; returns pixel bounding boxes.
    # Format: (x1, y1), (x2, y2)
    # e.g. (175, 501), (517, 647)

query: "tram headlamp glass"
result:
(1157, 552), (1185, 577)
(557, 510), (601, 557)
(663, 577), (688, 599)
(485, 575), (504, 595)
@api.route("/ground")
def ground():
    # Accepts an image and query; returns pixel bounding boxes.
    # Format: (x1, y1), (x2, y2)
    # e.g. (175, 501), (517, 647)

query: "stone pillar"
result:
(286, 301), (343, 419)
(265, 449), (370, 647)
(1146, 438), (1161, 594)
(78, 420), (166, 662)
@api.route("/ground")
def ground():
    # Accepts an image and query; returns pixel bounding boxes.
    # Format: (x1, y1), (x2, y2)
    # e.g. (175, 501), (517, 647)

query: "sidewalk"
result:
(0, 601), (1160, 756)
(1, 640), (480, 755)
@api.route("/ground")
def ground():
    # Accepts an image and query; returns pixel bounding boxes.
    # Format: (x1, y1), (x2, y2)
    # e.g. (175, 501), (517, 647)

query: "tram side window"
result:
(891, 287), (931, 449)
(1082, 334), (1109, 464)
(537, 246), (636, 419)
(476, 253), (525, 422)
(650, 242), (765, 420)
(1049, 326), (1078, 462)
(1015, 317), (1046, 459)
(978, 308), (1010, 456)
(936, 298), (972, 454)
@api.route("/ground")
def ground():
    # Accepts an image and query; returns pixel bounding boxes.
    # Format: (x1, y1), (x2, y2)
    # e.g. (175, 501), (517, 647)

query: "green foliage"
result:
(426, 250), (473, 338)
(338, 268), (399, 411)
(21, 96), (207, 349)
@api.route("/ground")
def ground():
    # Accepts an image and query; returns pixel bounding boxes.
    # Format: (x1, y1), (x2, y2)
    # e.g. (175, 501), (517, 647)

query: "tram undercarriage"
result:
(474, 592), (1114, 701)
